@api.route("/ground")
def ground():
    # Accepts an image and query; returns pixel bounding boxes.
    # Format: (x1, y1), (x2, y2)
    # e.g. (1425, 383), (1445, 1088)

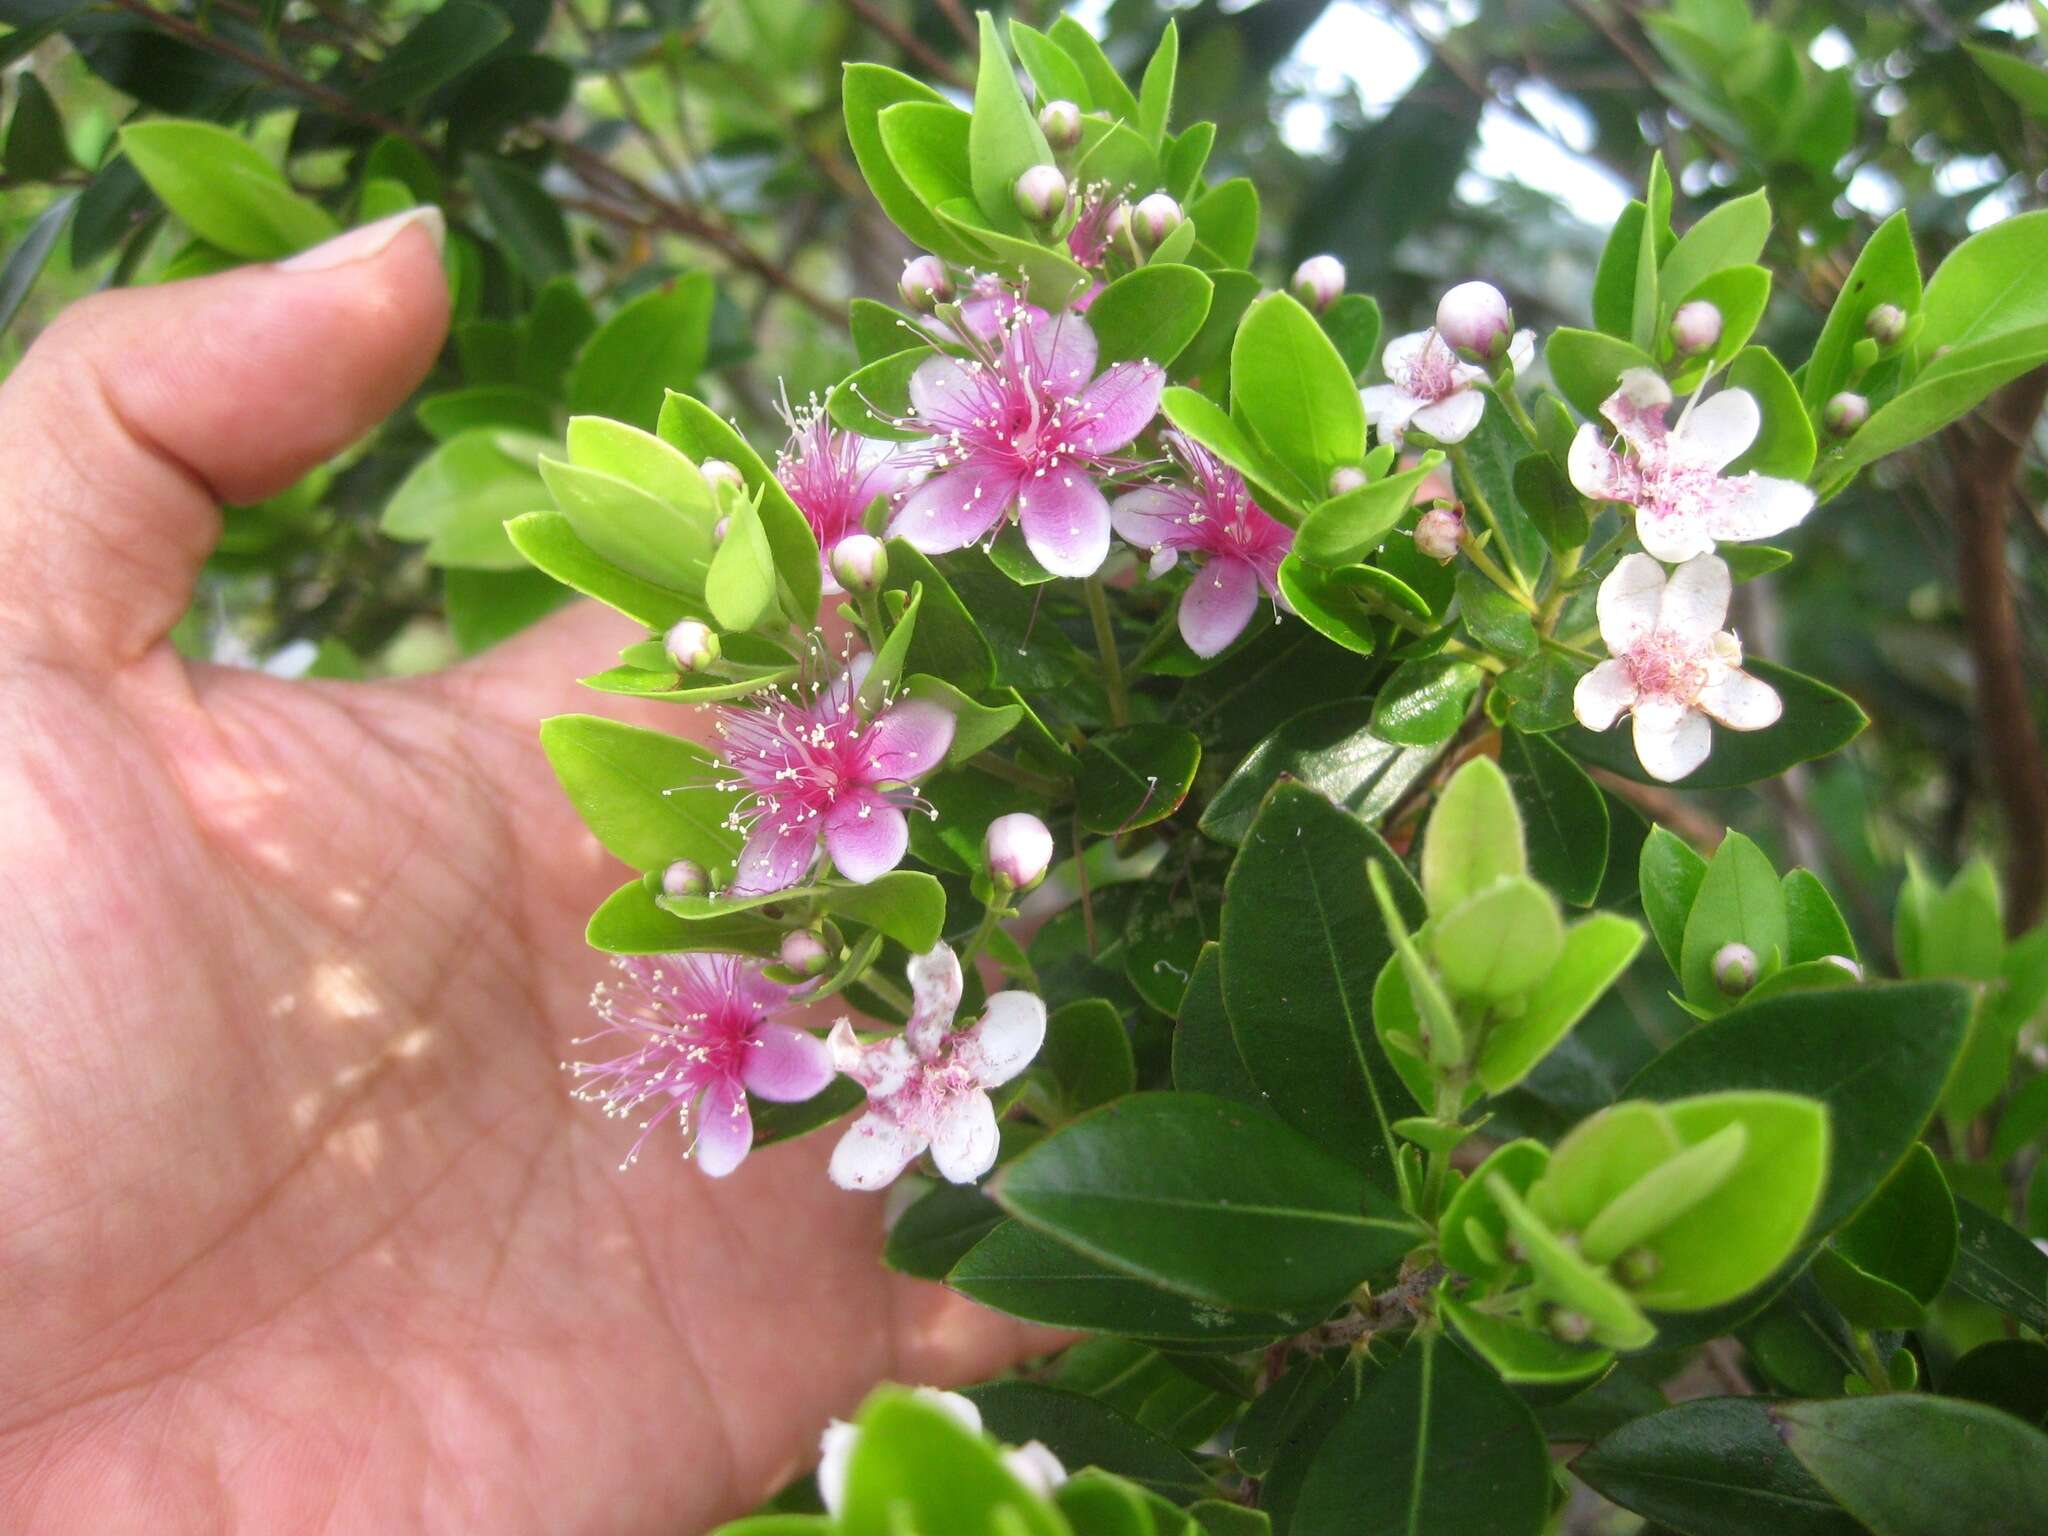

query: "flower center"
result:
(1624, 631), (1709, 703)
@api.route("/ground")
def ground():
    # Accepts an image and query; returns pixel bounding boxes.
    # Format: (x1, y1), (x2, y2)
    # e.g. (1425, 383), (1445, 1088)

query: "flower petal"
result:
(914, 1388), (984, 1434)
(824, 793), (909, 884)
(730, 810), (819, 897)
(1110, 485), (1196, 551)
(908, 354), (987, 431)
(1027, 310), (1099, 388)
(818, 1423), (858, 1516)
(962, 990), (1048, 1088)
(853, 435), (919, 502)
(1409, 387), (1485, 445)
(1632, 704), (1713, 783)
(1674, 387), (1760, 471)
(863, 698), (956, 782)
(1361, 384), (1422, 441)
(889, 463), (1014, 554)
(1568, 423), (1628, 502)
(1178, 553), (1261, 658)
(1508, 329), (1535, 374)
(929, 1089), (1001, 1184)
(1019, 470), (1113, 578)
(1657, 553), (1733, 640)
(828, 1110), (926, 1191)
(1381, 329), (1431, 378)
(1602, 368), (1674, 455)
(1574, 658), (1641, 732)
(1634, 506), (1717, 565)
(693, 1077), (754, 1178)
(829, 1020), (914, 1097)
(1701, 473), (1816, 545)
(742, 1021), (835, 1103)
(1597, 552), (1667, 652)
(1696, 666), (1782, 731)
(905, 941), (963, 1059)
(1071, 359), (1165, 454)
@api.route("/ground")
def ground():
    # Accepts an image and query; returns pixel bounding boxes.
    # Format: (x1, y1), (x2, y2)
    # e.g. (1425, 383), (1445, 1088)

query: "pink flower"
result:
(714, 655), (955, 896)
(955, 272), (1049, 341)
(569, 952), (833, 1175)
(1362, 326), (1533, 446)
(889, 310), (1165, 577)
(827, 943), (1046, 1189)
(1066, 186), (1125, 268)
(1573, 552), (1782, 782)
(1567, 368), (1815, 564)
(775, 401), (916, 593)
(1111, 432), (1294, 656)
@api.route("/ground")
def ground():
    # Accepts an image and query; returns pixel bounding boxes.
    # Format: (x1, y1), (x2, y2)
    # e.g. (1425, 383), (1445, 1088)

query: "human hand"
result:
(0, 210), (1044, 1534)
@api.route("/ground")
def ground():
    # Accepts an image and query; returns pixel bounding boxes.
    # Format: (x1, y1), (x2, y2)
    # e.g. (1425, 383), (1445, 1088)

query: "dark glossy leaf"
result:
(1078, 725), (1200, 834)
(1812, 1142), (1955, 1328)
(1502, 727), (1609, 907)
(1033, 999), (1135, 1119)
(965, 1381), (1212, 1505)
(356, 0), (509, 108)
(0, 190), (73, 334)
(1776, 1394), (2048, 1536)
(5, 71), (71, 178)
(1370, 656), (1483, 746)
(885, 1182), (1004, 1280)
(1169, 945), (1267, 1110)
(884, 544), (997, 692)
(468, 154), (572, 280)
(1944, 1339), (2048, 1426)
(1639, 826), (1708, 975)
(1953, 1198), (2048, 1333)
(1200, 699), (1438, 846)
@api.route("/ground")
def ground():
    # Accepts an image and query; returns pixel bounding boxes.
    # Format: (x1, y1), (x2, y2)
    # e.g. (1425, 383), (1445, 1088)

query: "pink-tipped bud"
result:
(664, 619), (720, 672)
(1670, 300), (1722, 357)
(1824, 391), (1869, 437)
(830, 533), (888, 594)
(985, 812), (1054, 893)
(701, 458), (746, 492)
(1712, 941), (1759, 996)
(1130, 192), (1183, 251)
(1865, 303), (1908, 347)
(779, 929), (831, 977)
(1038, 99), (1083, 152)
(1291, 254), (1346, 314)
(1413, 504), (1465, 563)
(1435, 280), (1514, 362)
(1013, 165), (1069, 224)
(1328, 466), (1368, 496)
(661, 859), (709, 898)
(1823, 954), (1864, 982)
(899, 254), (953, 312)
(711, 516), (731, 544)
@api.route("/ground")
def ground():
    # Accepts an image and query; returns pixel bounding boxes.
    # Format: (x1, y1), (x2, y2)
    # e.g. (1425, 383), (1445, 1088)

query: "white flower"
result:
(1574, 553), (1782, 782)
(827, 943), (1046, 1190)
(1361, 327), (1534, 446)
(1567, 368), (1815, 564)
(818, 1388), (1066, 1514)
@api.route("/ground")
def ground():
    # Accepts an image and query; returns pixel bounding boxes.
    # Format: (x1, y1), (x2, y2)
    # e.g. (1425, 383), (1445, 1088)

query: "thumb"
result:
(0, 206), (450, 668)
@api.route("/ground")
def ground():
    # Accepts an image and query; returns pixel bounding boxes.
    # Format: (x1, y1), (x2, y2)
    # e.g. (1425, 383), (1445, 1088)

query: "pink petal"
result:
(1380, 330), (1431, 377)
(824, 793), (909, 884)
(1574, 658), (1640, 732)
(908, 355), (987, 431)
(889, 463), (1015, 553)
(828, 1110), (927, 1191)
(1696, 667), (1782, 731)
(1110, 485), (1196, 551)
(1632, 703), (1713, 783)
(961, 991), (1048, 1088)
(1070, 360), (1165, 454)
(1597, 553), (1667, 652)
(1409, 388), (1485, 444)
(693, 1077), (754, 1178)
(1027, 310), (1099, 388)
(852, 436), (919, 502)
(1601, 369), (1674, 456)
(862, 698), (956, 782)
(928, 1089), (1001, 1184)
(742, 1021), (836, 1103)
(1674, 388), (1759, 471)
(1179, 553), (1262, 657)
(1508, 330), (1536, 374)
(829, 1019), (914, 1096)
(1657, 554), (1732, 640)
(1701, 473), (1815, 545)
(730, 810), (819, 897)
(1019, 470), (1113, 578)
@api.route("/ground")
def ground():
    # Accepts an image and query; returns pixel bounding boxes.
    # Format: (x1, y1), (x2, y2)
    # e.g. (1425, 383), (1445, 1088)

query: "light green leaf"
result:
(539, 715), (739, 873)
(843, 62), (982, 264)
(1086, 263), (1214, 368)
(118, 119), (336, 258)
(1432, 877), (1565, 1002)
(1476, 913), (1645, 1095)
(504, 511), (701, 630)
(568, 277), (715, 431)
(1419, 754), (1525, 913)
(382, 429), (549, 570)
(1230, 292), (1366, 493)
(1679, 830), (1788, 1011)
(969, 12), (1052, 231)
(1657, 188), (1770, 317)
(705, 493), (777, 630)
(540, 456), (710, 592)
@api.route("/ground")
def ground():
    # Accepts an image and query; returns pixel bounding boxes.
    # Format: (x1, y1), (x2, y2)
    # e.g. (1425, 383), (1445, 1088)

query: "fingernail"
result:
(277, 206), (446, 273)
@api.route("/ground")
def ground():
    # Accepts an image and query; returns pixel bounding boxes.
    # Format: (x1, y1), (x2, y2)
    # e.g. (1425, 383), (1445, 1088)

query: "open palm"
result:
(0, 219), (1041, 1534)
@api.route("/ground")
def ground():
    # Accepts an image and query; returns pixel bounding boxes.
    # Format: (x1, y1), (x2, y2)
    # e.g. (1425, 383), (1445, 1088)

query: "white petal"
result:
(1657, 554), (1733, 640)
(1702, 473), (1816, 545)
(913, 1387), (984, 1435)
(1597, 553), (1668, 652)
(1574, 658), (1641, 732)
(828, 1111), (926, 1191)
(1696, 666), (1782, 730)
(1003, 1442), (1069, 1497)
(817, 1421), (858, 1516)
(1674, 388), (1760, 471)
(904, 942), (963, 1059)
(929, 1090), (1000, 1184)
(1360, 383), (1422, 442)
(1632, 705), (1714, 782)
(1409, 388), (1486, 444)
(1507, 329), (1535, 374)
(1634, 508), (1716, 564)
(1381, 329), (1431, 377)
(1568, 424), (1624, 501)
(963, 991), (1049, 1087)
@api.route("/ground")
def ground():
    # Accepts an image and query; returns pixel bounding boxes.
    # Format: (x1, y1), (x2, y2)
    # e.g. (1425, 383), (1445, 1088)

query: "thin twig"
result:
(842, 0), (967, 90)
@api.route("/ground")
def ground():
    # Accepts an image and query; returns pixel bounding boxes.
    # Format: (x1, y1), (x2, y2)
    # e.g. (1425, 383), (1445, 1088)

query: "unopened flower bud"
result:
(1824, 391), (1869, 437)
(1712, 941), (1759, 997)
(985, 812), (1054, 893)
(664, 619), (720, 672)
(830, 533), (888, 595)
(700, 458), (746, 493)
(1670, 299), (1723, 357)
(1617, 1247), (1662, 1287)
(661, 859), (709, 898)
(1865, 303), (1908, 347)
(1038, 99), (1083, 152)
(1105, 200), (1132, 246)
(712, 516), (731, 544)
(1823, 954), (1864, 982)
(1130, 192), (1183, 250)
(1013, 164), (1069, 224)
(1328, 466), (1368, 496)
(1291, 254), (1346, 314)
(1436, 280), (1514, 362)
(899, 254), (953, 312)
(1413, 504), (1465, 563)
(779, 929), (831, 977)
(1548, 1308), (1594, 1345)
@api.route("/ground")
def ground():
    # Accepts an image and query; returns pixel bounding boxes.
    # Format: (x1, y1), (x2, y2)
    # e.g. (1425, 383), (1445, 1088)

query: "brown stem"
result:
(842, 0), (967, 90)
(1945, 366), (2048, 932)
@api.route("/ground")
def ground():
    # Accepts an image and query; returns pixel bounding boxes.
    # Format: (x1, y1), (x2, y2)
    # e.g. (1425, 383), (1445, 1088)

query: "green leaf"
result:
(1630, 153), (1671, 351)
(1188, 1501), (1269, 1536)
(566, 415), (712, 518)
(841, 1389), (1064, 1536)
(1199, 699), (1438, 847)
(881, 542), (996, 692)
(1159, 385), (1308, 512)
(843, 63), (981, 264)
(1593, 201), (1648, 337)
(1274, 557), (1379, 656)
(118, 119), (335, 259)
(1476, 913), (1645, 1095)
(1230, 293), (1366, 494)
(1433, 877), (1565, 1002)
(1222, 784), (1423, 1184)
(1725, 345), (1815, 479)
(540, 456), (710, 592)
(1953, 1198), (2048, 1333)
(1781, 869), (1855, 966)
(443, 564), (570, 652)
(903, 675), (1018, 766)
(1500, 727), (1606, 907)
(824, 870), (947, 951)
(886, 1182), (1005, 1280)
(1370, 657), (1481, 746)
(1543, 329), (1656, 420)
(1919, 207), (2048, 355)
(1679, 830), (1788, 1011)
(1439, 1295), (1613, 1386)
(505, 511), (699, 631)
(1085, 263), (1214, 368)
(1511, 453), (1587, 555)
(1668, 264), (1772, 387)
(569, 277), (715, 431)
(1775, 1394), (2048, 1536)
(0, 191), (74, 335)
(356, 0), (509, 109)
(586, 877), (780, 956)
(1077, 725), (1200, 834)
(1496, 649), (1585, 735)
(1945, 1338), (2048, 1425)
(1575, 1396), (1862, 1536)
(1493, 1174), (1656, 1348)
(967, 1379), (1210, 1506)
(969, 12), (1052, 231)
(1187, 177), (1259, 271)
(467, 154), (572, 280)
(417, 385), (555, 440)
(1419, 755), (1524, 915)
(1008, 20), (1091, 106)
(1564, 659), (1867, 788)
(1294, 457), (1445, 565)
(1969, 42), (2048, 120)
(1034, 999), (1136, 1119)
(538, 715), (738, 873)
(1320, 293), (1381, 382)
(950, 1220), (1306, 1344)
(1658, 189), (1770, 318)
(5, 72), (72, 179)
(706, 493), (777, 631)
(382, 429), (548, 570)
(1639, 825), (1708, 975)
(992, 1093), (1421, 1314)
(1169, 945), (1266, 1109)
(1048, 15), (1143, 124)
(1136, 19), (1177, 147)
(1812, 1142), (1955, 1328)
(1292, 1333), (1550, 1536)
(1803, 211), (1922, 416)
